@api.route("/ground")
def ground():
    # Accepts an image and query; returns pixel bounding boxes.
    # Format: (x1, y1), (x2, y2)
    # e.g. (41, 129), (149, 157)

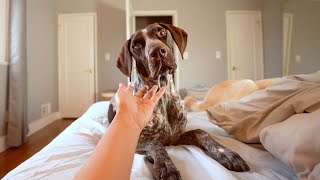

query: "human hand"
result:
(114, 83), (166, 131)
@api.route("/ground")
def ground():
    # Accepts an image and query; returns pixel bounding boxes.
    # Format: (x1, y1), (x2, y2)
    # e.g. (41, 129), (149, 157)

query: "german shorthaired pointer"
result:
(108, 23), (250, 180)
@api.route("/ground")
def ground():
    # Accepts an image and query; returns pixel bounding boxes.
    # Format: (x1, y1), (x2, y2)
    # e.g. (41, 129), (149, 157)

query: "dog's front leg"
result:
(175, 129), (250, 172)
(136, 141), (182, 180)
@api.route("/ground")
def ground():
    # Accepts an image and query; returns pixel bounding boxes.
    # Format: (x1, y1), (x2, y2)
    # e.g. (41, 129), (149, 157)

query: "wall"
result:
(132, 0), (266, 89)
(284, 0), (320, 75)
(27, 0), (58, 123)
(23, 0), (309, 126)
(56, 0), (127, 100)
(0, 65), (7, 136)
(262, 0), (284, 78)
(25, 0), (127, 124)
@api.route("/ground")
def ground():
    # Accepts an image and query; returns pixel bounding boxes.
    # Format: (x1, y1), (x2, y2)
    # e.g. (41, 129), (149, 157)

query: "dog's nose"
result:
(150, 47), (167, 59)
(160, 48), (167, 57)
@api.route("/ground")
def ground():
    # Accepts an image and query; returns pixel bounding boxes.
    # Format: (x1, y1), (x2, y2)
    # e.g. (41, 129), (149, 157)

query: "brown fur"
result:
(108, 23), (249, 180)
(185, 78), (281, 112)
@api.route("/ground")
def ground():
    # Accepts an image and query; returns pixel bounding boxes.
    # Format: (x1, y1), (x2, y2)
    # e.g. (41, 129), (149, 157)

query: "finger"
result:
(126, 85), (134, 94)
(117, 83), (127, 93)
(143, 85), (158, 99)
(135, 86), (148, 98)
(151, 86), (166, 103)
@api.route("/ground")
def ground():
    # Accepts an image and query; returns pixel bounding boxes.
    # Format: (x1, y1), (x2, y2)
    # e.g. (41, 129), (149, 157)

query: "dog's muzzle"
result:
(148, 45), (176, 78)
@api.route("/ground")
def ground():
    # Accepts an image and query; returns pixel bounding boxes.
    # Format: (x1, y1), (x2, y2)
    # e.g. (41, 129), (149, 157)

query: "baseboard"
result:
(0, 135), (7, 153)
(0, 112), (61, 153)
(27, 112), (61, 137)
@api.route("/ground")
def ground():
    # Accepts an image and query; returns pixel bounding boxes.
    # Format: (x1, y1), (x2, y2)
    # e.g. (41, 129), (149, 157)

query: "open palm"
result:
(115, 83), (166, 130)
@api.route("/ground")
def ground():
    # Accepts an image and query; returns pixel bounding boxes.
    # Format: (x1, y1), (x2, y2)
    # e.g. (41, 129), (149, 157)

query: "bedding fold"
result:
(207, 72), (320, 143)
(206, 72), (320, 179)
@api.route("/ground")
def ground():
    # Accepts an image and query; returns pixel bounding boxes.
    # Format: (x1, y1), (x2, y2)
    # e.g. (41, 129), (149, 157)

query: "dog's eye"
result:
(158, 29), (167, 37)
(133, 43), (142, 49)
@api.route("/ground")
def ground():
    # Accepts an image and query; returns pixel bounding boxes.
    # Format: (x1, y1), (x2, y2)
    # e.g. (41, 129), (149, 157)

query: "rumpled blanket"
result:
(206, 71), (320, 180)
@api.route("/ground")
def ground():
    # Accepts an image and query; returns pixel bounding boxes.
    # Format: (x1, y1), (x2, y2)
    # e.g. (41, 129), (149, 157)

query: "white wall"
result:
(25, 0), (127, 124)
(262, 0), (284, 78)
(56, 0), (127, 100)
(132, 0), (282, 88)
(19, 0), (319, 128)
(285, 0), (320, 75)
(27, 0), (58, 123)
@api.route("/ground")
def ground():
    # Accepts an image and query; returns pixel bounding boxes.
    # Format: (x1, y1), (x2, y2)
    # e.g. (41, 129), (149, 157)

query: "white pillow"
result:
(260, 109), (320, 180)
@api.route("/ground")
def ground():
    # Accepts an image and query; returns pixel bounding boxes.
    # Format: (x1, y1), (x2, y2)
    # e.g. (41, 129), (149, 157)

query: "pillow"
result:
(260, 109), (320, 179)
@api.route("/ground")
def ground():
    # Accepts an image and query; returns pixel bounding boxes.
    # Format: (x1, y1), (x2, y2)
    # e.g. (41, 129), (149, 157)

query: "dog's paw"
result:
(209, 147), (250, 172)
(153, 160), (182, 180)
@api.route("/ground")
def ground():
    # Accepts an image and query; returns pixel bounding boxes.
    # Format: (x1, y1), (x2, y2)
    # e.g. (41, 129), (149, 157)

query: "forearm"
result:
(74, 113), (141, 180)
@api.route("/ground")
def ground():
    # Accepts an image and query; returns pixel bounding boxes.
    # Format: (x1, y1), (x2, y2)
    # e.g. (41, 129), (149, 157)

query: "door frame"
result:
(58, 13), (98, 116)
(128, 10), (181, 90)
(226, 10), (264, 80)
(283, 13), (293, 76)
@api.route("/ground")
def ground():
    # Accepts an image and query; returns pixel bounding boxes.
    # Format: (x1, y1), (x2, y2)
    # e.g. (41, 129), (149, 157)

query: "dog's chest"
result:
(139, 91), (187, 145)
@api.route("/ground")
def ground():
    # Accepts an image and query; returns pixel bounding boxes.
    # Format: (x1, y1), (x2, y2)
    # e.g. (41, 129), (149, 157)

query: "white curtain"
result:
(0, 0), (9, 63)
(6, 0), (29, 147)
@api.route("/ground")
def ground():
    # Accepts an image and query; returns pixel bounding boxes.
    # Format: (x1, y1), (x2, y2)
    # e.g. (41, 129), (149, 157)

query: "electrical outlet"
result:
(46, 103), (51, 114)
(216, 51), (221, 59)
(105, 52), (111, 61)
(41, 102), (51, 117)
(41, 104), (47, 117)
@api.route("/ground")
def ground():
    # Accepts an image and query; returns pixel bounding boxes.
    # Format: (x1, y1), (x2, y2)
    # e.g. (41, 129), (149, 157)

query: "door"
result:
(132, 15), (174, 85)
(130, 11), (180, 89)
(226, 11), (264, 80)
(283, 13), (293, 76)
(58, 13), (96, 118)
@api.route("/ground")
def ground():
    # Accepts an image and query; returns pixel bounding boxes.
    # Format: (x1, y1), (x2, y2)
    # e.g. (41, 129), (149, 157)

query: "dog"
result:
(108, 23), (250, 180)
(184, 78), (281, 112)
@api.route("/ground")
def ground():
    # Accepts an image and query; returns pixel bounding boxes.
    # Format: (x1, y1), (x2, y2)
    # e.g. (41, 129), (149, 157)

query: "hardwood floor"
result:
(0, 119), (74, 178)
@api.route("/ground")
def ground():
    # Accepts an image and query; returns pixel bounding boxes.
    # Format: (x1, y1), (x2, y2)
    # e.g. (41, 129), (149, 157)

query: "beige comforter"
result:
(207, 71), (320, 180)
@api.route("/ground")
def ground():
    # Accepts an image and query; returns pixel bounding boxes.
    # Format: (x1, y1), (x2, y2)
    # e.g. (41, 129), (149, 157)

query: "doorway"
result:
(130, 11), (181, 89)
(135, 16), (172, 30)
(283, 13), (293, 76)
(226, 11), (264, 80)
(58, 13), (97, 118)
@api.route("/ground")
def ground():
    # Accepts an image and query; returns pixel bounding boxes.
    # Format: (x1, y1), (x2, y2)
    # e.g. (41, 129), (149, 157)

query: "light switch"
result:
(216, 51), (221, 59)
(295, 54), (301, 63)
(105, 52), (111, 61)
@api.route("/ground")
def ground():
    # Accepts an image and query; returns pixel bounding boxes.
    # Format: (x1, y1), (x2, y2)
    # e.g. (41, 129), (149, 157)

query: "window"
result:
(0, 0), (9, 65)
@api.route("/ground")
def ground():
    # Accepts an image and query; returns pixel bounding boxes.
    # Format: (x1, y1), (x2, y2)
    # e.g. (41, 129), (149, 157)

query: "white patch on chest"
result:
(218, 148), (225, 153)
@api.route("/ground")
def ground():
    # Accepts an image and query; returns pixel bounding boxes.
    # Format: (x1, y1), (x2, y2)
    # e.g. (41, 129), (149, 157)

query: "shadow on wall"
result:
(96, 1), (127, 101)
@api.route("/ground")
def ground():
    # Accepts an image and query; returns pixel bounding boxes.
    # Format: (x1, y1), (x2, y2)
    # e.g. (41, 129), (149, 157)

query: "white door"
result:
(226, 11), (264, 80)
(283, 13), (293, 76)
(58, 13), (96, 118)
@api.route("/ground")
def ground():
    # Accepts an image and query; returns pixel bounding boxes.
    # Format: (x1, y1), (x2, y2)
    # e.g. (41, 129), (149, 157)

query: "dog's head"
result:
(117, 23), (188, 80)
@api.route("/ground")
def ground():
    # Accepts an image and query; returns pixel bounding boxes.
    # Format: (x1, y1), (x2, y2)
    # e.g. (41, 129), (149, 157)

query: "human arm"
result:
(73, 83), (166, 180)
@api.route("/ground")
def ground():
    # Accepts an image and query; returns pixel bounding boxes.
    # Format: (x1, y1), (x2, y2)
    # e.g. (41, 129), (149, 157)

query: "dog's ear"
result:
(159, 23), (188, 59)
(117, 38), (133, 80)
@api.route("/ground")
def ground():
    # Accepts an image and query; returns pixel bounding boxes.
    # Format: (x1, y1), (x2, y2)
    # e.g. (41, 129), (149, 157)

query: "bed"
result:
(3, 101), (298, 180)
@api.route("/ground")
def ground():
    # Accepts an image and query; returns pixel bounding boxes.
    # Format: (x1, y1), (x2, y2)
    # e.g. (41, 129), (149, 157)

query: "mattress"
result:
(3, 101), (297, 180)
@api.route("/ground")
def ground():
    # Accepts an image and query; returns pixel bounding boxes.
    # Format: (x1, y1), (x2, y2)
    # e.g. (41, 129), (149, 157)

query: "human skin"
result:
(74, 83), (166, 180)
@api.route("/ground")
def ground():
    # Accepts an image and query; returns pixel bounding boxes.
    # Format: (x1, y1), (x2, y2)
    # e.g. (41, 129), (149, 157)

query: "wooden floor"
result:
(0, 119), (74, 178)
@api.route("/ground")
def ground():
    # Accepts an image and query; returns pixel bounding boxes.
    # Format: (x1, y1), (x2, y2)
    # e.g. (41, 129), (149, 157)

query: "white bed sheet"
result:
(3, 101), (297, 180)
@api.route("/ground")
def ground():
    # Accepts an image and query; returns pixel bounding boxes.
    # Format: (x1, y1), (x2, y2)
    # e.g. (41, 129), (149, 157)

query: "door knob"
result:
(83, 69), (93, 74)
(232, 66), (237, 71)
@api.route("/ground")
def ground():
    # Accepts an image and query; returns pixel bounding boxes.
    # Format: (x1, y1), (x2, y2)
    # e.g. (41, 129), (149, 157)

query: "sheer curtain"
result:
(0, 0), (8, 64)
(6, 0), (29, 147)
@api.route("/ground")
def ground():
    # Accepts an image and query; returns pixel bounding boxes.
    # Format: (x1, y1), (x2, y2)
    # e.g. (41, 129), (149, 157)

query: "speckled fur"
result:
(134, 74), (186, 145)
(108, 23), (249, 180)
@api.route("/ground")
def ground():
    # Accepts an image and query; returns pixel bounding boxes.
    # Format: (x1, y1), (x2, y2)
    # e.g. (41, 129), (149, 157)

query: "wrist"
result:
(113, 111), (142, 134)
